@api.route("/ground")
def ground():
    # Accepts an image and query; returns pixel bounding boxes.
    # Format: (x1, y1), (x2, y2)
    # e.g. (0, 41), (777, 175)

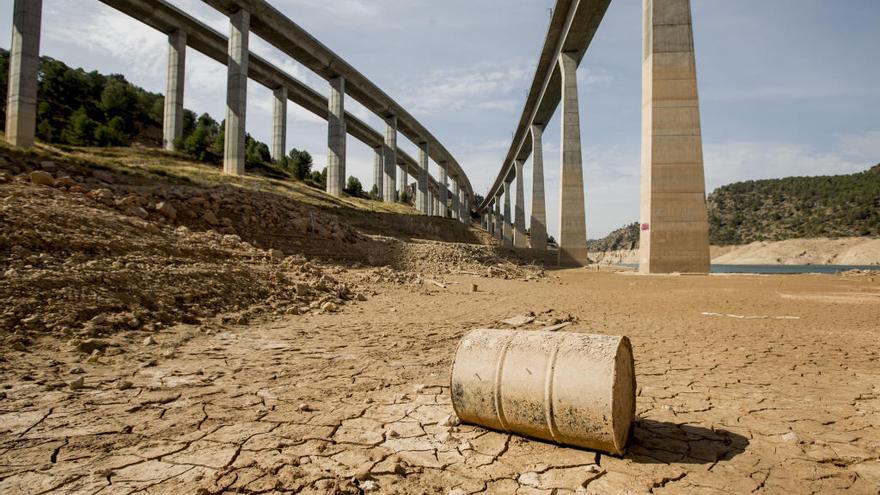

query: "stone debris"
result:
(68, 376), (84, 390)
(501, 314), (536, 327)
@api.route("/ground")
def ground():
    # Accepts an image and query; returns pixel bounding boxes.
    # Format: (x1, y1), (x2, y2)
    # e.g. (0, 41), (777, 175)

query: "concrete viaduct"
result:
(475, 0), (711, 273)
(3, 0), (475, 222)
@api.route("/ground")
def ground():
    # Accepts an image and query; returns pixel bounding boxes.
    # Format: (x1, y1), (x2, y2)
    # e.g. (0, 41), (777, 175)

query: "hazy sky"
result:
(2, 0), (878, 238)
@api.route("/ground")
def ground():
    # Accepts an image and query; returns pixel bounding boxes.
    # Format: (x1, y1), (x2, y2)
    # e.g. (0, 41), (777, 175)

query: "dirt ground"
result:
(2, 268), (878, 494)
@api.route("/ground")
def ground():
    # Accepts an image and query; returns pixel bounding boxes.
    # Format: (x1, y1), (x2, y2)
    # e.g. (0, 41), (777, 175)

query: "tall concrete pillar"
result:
(382, 116), (397, 202)
(223, 9), (249, 176)
(271, 85), (287, 161)
(399, 165), (407, 200)
(640, 0), (710, 274)
(451, 178), (460, 220)
(530, 125), (548, 250)
(417, 142), (430, 214)
(163, 29), (186, 151)
(326, 76), (346, 196)
(5, 0), (43, 148)
(557, 52), (589, 266)
(462, 192), (470, 224)
(502, 180), (513, 247)
(439, 162), (448, 217)
(372, 146), (383, 198)
(487, 202), (495, 235)
(513, 161), (527, 247)
(494, 197), (503, 241)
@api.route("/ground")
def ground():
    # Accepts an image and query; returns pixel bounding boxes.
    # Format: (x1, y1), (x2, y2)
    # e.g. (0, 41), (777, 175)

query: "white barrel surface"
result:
(450, 329), (635, 454)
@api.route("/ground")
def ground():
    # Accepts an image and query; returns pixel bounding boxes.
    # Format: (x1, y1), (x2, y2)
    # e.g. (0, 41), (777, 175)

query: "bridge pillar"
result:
(271, 85), (287, 161)
(417, 142), (430, 214)
(427, 189), (434, 216)
(223, 9), (249, 176)
(494, 196), (503, 241)
(382, 116), (397, 202)
(463, 192), (470, 224)
(451, 178), (460, 220)
(640, 0), (710, 274)
(530, 125), (548, 250)
(487, 201), (494, 235)
(503, 179), (513, 248)
(399, 165), (407, 201)
(439, 162), (448, 217)
(514, 160), (527, 248)
(5, 0), (42, 148)
(372, 146), (383, 198)
(163, 29), (186, 151)
(557, 52), (589, 266)
(326, 75), (346, 196)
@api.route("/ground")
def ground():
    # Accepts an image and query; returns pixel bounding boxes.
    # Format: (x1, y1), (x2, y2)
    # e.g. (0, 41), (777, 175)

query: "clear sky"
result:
(2, 0), (878, 238)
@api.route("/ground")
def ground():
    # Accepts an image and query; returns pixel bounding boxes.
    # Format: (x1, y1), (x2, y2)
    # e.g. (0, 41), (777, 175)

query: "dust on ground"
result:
(2, 145), (879, 494)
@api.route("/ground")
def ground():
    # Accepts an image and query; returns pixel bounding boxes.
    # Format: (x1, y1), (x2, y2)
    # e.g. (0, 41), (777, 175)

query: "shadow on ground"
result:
(627, 418), (749, 464)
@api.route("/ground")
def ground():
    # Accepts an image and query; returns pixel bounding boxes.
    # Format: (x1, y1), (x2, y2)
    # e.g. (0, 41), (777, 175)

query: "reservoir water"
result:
(618, 264), (880, 274)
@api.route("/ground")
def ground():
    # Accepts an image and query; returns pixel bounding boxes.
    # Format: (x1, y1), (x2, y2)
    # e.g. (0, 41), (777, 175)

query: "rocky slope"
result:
(0, 143), (544, 339)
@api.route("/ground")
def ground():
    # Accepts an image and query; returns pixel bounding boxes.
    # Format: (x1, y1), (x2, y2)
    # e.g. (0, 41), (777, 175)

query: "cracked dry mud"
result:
(1, 270), (879, 494)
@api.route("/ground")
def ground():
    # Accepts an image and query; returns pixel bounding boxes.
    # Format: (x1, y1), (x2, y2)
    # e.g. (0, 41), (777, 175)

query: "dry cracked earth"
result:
(1, 270), (879, 494)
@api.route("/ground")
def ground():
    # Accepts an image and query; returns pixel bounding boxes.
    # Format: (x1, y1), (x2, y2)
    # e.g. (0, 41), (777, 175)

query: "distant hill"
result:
(708, 165), (880, 244)
(591, 165), (880, 248)
(588, 222), (639, 252)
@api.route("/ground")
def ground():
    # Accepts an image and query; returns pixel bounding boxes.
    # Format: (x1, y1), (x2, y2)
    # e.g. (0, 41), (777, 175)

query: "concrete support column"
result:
(163, 29), (186, 151)
(462, 192), (470, 224)
(372, 146), (383, 198)
(494, 197), (503, 241)
(223, 9), (249, 175)
(451, 179), (460, 220)
(5, 0), (43, 147)
(439, 162), (448, 217)
(557, 52), (589, 266)
(382, 116), (397, 202)
(640, 0), (710, 274)
(399, 165), (407, 200)
(487, 202), (494, 235)
(502, 180), (513, 247)
(271, 86), (287, 161)
(417, 142), (429, 214)
(434, 193), (440, 217)
(326, 75), (346, 196)
(513, 161), (527, 247)
(530, 125), (548, 250)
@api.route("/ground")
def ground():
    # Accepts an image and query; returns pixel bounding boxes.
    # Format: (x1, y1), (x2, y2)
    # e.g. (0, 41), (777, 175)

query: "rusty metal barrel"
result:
(450, 329), (635, 454)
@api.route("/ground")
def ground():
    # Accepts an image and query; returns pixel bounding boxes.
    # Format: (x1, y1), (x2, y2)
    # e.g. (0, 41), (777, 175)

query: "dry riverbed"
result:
(1, 270), (878, 494)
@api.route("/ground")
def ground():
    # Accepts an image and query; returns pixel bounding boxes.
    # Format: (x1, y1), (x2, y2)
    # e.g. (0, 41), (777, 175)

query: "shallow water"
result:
(617, 264), (880, 274)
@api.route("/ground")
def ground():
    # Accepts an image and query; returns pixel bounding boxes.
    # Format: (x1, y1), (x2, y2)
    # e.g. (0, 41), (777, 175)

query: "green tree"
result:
(61, 107), (98, 145)
(279, 148), (313, 180)
(344, 176), (364, 196)
(245, 134), (271, 167)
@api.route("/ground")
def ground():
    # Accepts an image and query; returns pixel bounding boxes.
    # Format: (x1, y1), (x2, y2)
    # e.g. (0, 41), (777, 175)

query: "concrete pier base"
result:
(513, 160), (527, 248)
(163, 29), (186, 151)
(557, 52), (589, 266)
(382, 116), (397, 203)
(639, 0), (710, 274)
(5, 0), (42, 148)
(503, 180), (513, 248)
(530, 125), (548, 250)
(326, 76), (346, 196)
(271, 85), (287, 161)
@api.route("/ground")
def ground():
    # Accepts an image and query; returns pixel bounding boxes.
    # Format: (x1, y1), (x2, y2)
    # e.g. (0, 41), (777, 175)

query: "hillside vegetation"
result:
(708, 165), (880, 244)
(0, 49), (333, 188)
(591, 165), (880, 248)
